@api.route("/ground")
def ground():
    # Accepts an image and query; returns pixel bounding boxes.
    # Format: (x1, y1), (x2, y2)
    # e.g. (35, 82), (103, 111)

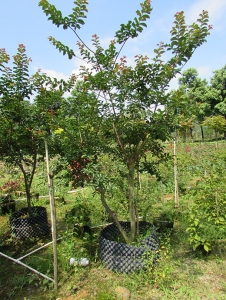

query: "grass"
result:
(0, 142), (226, 299)
(1, 225), (226, 299)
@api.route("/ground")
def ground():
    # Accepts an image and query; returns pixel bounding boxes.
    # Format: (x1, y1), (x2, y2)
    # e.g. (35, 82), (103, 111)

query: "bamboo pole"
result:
(17, 236), (64, 261)
(44, 139), (58, 291)
(173, 138), (179, 206)
(0, 252), (54, 283)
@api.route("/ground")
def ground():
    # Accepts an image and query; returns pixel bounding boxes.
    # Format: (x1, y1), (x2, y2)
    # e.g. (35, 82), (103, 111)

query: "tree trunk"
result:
(215, 130), (218, 148)
(173, 139), (179, 206)
(98, 188), (129, 244)
(190, 127), (193, 142)
(18, 163), (32, 216)
(45, 140), (58, 291)
(224, 116), (226, 141)
(136, 168), (140, 236)
(24, 176), (32, 216)
(200, 125), (204, 142)
(17, 142), (38, 216)
(128, 162), (136, 243)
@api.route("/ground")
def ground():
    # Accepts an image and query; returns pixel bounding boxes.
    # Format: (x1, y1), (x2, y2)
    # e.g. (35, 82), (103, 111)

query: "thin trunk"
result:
(224, 116), (226, 141)
(48, 173), (58, 291)
(215, 130), (218, 148)
(190, 127), (193, 143)
(17, 163), (32, 216)
(135, 203), (139, 236)
(128, 162), (136, 243)
(136, 168), (140, 236)
(45, 140), (58, 291)
(28, 140), (38, 195)
(173, 139), (179, 206)
(17, 139), (38, 216)
(200, 125), (204, 142)
(24, 175), (32, 216)
(137, 169), (141, 190)
(97, 188), (129, 244)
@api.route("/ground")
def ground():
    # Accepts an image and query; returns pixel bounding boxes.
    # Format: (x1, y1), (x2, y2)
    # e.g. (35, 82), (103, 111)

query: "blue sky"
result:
(1, 0), (226, 90)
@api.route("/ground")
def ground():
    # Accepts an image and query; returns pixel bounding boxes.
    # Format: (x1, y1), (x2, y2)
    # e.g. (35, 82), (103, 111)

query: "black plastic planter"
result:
(100, 221), (159, 273)
(1, 200), (16, 214)
(10, 206), (50, 239)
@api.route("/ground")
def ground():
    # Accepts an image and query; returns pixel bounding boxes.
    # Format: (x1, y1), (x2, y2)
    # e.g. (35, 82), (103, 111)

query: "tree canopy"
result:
(35, 1), (211, 242)
(0, 44), (76, 213)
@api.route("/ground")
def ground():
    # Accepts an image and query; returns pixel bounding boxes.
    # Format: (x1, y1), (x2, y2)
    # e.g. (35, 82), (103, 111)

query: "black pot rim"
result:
(10, 206), (46, 220)
(100, 221), (159, 273)
(10, 206), (49, 239)
(101, 221), (156, 245)
(1, 199), (16, 205)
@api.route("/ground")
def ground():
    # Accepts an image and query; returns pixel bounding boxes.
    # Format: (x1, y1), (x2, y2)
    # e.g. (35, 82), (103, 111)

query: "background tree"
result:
(176, 68), (212, 141)
(39, 0), (211, 243)
(210, 65), (226, 139)
(202, 115), (226, 147)
(0, 45), (75, 215)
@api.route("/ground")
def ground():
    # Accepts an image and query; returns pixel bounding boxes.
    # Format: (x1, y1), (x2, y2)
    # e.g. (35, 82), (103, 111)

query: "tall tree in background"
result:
(39, 0), (211, 243)
(210, 65), (226, 139)
(202, 115), (226, 147)
(178, 68), (212, 141)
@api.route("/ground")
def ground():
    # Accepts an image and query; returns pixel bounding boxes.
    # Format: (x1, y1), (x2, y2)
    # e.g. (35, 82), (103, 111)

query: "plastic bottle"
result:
(69, 257), (89, 267)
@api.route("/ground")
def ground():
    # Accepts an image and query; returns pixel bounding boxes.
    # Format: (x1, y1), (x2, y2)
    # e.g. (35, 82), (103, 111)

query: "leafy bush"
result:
(0, 180), (21, 194)
(185, 160), (226, 252)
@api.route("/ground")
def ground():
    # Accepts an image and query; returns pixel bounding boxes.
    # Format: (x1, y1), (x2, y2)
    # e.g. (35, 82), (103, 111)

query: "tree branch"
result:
(96, 188), (129, 244)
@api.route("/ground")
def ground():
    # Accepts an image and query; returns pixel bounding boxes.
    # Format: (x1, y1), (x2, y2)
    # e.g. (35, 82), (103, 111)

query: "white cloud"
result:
(197, 66), (212, 80)
(33, 65), (71, 81)
(168, 74), (180, 91)
(40, 69), (70, 82)
(187, 0), (226, 23)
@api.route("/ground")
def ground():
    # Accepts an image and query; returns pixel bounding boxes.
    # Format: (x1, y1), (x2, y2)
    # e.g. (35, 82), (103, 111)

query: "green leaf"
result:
(203, 243), (210, 252)
(194, 219), (199, 226)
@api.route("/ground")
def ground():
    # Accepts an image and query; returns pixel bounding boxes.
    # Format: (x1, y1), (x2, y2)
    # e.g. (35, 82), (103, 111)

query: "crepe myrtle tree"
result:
(39, 79), (103, 194)
(0, 44), (76, 215)
(39, 0), (211, 243)
(52, 80), (102, 186)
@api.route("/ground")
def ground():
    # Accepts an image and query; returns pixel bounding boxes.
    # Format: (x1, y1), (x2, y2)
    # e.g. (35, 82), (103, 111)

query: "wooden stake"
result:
(44, 139), (58, 291)
(173, 139), (179, 206)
